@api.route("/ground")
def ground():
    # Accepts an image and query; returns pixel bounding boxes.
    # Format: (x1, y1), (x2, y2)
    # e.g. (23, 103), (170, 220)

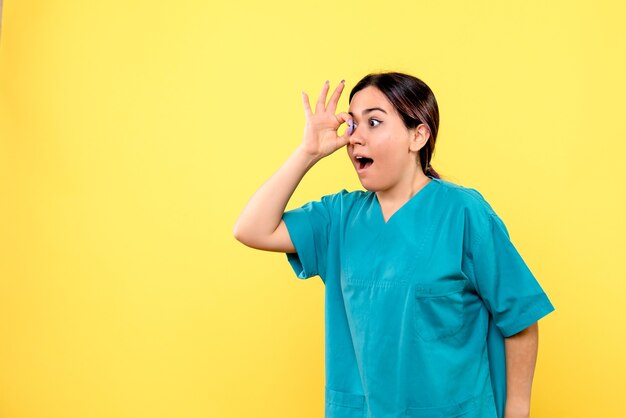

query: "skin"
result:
(233, 80), (540, 417)
(346, 85), (431, 221)
(504, 323), (539, 418)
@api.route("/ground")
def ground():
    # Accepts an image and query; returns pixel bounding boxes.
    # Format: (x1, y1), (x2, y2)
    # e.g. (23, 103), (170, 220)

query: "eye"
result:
(369, 119), (381, 127)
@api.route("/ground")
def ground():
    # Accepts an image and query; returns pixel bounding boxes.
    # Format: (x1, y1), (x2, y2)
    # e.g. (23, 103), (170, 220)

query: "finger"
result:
(326, 80), (345, 114)
(334, 112), (352, 127)
(334, 112), (353, 139)
(301, 91), (313, 118)
(315, 80), (330, 114)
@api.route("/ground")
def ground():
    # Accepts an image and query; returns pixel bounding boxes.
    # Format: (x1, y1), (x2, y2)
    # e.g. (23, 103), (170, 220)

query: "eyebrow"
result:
(348, 107), (388, 117)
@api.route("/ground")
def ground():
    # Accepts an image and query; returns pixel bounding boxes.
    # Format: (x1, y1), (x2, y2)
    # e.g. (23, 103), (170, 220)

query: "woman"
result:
(233, 72), (554, 418)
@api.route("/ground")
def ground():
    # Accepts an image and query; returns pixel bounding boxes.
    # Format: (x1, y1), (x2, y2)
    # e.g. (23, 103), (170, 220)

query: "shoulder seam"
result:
(439, 181), (497, 217)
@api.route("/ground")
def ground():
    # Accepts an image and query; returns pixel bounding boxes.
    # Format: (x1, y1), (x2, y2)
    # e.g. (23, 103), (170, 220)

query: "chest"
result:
(339, 205), (466, 286)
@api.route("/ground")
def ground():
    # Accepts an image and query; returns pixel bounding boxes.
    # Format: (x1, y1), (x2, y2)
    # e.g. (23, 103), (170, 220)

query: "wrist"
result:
(294, 145), (324, 168)
(504, 398), (530, 418)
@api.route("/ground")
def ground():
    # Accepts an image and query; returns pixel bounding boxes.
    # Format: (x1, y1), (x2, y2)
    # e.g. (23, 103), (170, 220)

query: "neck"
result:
(375, 170), (432, 211)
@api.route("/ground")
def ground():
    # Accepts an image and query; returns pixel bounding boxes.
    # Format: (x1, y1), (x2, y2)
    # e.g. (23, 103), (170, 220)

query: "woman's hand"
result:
(300, 80), (352, 161)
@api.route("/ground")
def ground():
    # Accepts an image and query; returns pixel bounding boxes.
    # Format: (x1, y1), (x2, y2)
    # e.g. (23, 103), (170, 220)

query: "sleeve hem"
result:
(282, 211), (319, 279)
(500, 301), (555, 337)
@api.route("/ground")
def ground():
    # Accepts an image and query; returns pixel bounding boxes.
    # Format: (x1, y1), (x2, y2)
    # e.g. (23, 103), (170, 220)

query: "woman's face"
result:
(347, 86), (421, 192)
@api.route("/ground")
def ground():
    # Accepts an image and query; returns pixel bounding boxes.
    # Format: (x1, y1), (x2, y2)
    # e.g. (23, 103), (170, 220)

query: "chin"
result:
(357, 178), (383, 192)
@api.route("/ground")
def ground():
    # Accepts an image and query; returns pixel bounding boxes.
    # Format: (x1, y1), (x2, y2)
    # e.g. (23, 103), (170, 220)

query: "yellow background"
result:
(1, 1), (625, 417)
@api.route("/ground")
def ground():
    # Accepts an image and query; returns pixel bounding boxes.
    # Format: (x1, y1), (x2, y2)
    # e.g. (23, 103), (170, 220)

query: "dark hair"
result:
(349, 72), (441, 179)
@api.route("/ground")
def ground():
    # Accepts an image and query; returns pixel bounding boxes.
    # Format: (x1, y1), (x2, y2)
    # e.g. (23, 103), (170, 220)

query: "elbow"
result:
(232, 221), (247, 244)
(233, 221), (257, 248)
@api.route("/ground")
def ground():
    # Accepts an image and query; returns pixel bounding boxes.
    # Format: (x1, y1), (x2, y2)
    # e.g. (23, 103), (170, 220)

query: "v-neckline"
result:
(373, 176), (438, 225)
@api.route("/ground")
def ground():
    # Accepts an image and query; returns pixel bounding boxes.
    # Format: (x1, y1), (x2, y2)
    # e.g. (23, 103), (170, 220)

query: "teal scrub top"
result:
(282, 176), (555, 418)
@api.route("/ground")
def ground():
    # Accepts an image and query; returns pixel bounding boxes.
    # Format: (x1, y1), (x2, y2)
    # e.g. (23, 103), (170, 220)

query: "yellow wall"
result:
(1, 1), (625, 417)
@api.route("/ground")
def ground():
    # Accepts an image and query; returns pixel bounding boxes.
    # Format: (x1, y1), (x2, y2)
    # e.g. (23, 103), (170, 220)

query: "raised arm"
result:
(233, 80), (351, 252)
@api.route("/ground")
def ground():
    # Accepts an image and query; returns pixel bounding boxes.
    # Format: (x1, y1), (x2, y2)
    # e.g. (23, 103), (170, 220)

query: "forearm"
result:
(504, 322), (539, 418)
(234, 80), (349, 250)
(233, 145), (319, 245)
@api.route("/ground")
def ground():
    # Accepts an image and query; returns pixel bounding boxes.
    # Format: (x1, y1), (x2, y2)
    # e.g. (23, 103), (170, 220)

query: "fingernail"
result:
(340, 79), (345, 84)
(325, 80), (329, 84)
(347, 120), (354, 135)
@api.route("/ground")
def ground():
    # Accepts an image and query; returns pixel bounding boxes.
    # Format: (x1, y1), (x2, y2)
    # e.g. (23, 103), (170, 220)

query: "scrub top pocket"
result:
(325, 387), (366, 418)
(414, 281), (465, 342)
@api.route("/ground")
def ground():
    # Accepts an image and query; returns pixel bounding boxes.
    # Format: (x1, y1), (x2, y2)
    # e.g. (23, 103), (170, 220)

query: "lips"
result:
(355, 155), (374, 170)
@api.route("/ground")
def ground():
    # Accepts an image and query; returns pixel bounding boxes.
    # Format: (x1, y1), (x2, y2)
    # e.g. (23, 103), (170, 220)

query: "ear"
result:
(409, 124), (430, 152)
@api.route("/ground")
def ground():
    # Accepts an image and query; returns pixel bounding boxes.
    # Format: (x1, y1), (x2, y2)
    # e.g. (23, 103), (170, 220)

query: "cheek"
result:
(371, 132), (395, 151)
(375, 135), (409, 160)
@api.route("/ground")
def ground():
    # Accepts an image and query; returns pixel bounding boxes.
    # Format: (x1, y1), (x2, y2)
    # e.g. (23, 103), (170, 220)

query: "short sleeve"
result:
(466, 212), (555, 337)
(282, 193), (340, 282)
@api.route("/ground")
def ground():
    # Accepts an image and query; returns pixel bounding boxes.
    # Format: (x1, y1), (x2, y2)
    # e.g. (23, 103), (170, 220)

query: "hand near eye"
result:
(233, 80), (352, 253)
(300, 80), (352, 161)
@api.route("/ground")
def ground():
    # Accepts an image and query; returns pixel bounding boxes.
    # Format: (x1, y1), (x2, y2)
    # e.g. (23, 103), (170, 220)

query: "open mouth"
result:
(355, 156), (374, 170)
